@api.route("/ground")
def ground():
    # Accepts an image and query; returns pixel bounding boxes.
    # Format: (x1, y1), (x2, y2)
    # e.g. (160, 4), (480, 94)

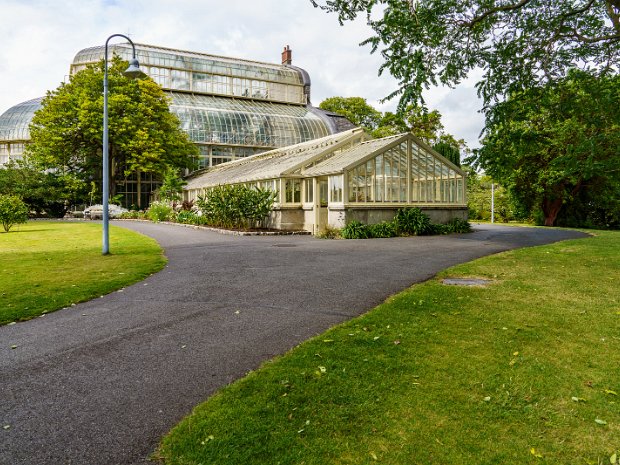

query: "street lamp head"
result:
(123, 58), (147, 79)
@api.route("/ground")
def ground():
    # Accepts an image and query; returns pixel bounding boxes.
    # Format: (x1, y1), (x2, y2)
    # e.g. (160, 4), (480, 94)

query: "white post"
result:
(491, 183), (495, 224)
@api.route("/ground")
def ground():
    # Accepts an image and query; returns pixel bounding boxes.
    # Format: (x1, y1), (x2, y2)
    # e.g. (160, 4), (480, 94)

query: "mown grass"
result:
(0, 221), (166, 324)
(158, 230), (620, 465)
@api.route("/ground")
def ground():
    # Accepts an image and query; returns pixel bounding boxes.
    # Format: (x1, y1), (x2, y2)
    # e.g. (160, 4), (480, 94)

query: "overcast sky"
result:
(0, 0), (485, 148)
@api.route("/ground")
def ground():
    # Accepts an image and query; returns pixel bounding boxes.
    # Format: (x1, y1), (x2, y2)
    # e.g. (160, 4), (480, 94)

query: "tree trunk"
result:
(541, 197), (563, 226)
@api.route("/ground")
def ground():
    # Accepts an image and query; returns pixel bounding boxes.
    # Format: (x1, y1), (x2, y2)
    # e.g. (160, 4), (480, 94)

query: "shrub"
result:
(443, 218), (473, 233)
(176, 210), (208, 225)
(118, 210), (146, 220)
(317, 225), (342, 239)
(341, 220), (372, 239)
(0, 194), (29, 232)
(147, 201), (174, 223)
(337, 212), (472, 240)
(367, 221), (397, 238)
(196, 185), (276, 229)
(393, 208), (433, 235)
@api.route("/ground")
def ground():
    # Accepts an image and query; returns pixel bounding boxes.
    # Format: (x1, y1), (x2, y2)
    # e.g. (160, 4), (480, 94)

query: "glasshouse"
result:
(0, 98), (42, 165)
(0, 43), (353, 207)
(184, 128), (467, 233)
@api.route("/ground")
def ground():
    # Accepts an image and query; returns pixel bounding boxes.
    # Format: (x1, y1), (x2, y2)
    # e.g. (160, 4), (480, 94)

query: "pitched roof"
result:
(302, 134), (405, 177)
(185, 128), (365, 189)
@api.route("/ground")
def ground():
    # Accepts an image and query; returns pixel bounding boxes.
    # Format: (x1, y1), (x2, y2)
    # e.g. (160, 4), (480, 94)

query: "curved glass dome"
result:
(0, 97), (43, 141)
(0, 97), (43, 165)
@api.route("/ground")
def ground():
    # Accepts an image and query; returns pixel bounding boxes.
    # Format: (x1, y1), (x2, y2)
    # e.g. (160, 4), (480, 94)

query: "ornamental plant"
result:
(196, 185), (276, 230)
(0, 194), (29, 232)
(146, 201), (174, 223)
(393, 207), (433, 236)
(338, 208), (471, 240)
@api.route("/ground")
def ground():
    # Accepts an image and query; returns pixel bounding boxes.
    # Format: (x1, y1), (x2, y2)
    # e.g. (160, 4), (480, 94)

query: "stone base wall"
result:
(266, 205), (468, 233)
(343, 206), (468, 226)
(265, 207), (307, 231)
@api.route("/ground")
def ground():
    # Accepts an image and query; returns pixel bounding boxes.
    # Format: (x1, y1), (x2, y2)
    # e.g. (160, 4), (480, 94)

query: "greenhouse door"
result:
(313, 178), (328, 234)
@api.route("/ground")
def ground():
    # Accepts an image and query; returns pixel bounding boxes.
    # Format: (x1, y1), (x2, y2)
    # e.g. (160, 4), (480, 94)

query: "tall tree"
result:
(319, 96), (383, 129)
(474, 70), (620, 226)
(27, 56), (198, 207)
(311, 0), (620, 110)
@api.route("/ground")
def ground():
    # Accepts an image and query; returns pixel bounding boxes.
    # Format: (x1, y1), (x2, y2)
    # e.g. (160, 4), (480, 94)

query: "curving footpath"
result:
(0, 223), (587, 465)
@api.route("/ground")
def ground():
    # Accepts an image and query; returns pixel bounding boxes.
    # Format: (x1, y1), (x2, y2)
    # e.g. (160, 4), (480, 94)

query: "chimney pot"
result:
(282, 45), (292, 65)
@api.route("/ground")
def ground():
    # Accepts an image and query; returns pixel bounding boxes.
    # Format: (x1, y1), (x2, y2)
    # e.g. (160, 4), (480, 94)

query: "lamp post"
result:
(102, 34), (146, 255)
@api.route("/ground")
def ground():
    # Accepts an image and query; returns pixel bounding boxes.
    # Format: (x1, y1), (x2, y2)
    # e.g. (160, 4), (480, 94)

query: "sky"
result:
(0, 0), (485, 148)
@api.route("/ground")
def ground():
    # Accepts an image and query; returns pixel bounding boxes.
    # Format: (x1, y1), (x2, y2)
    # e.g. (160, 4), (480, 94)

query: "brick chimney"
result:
(281, 45), (292, 65)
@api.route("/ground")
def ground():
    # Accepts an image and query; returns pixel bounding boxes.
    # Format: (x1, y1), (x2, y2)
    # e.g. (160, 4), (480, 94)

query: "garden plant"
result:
(0, 194), (29, 232)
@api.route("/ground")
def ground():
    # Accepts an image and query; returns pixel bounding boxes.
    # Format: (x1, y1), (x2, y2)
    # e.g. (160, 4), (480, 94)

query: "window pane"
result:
(329, 176), (343, 203)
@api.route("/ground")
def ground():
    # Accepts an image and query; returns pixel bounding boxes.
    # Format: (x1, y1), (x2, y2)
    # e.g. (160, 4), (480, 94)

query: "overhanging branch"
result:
(462, 0), (533, 28)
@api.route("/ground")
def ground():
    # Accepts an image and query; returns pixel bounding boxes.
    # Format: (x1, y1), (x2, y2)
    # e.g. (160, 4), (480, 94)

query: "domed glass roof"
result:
(0, 97), (43, 141)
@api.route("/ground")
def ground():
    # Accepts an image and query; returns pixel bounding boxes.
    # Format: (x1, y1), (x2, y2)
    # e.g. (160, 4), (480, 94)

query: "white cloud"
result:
(0, 0), (484, 147)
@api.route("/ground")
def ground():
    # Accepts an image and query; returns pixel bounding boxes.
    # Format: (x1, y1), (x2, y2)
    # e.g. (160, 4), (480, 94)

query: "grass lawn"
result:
(0, 221), (166, 324)
(157, 230), (620, 465)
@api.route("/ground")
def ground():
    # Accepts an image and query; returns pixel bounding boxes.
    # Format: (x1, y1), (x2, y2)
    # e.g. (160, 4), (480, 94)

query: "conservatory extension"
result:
(184, 128), (467, 234)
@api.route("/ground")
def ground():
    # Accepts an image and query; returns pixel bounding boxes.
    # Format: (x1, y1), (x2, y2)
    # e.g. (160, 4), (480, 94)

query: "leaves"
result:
(27, 56), (197, 206)
(475, 70), (620, 226)
(0, 194), (29, 232)
(196, 185), (277, 230)
(313, 0), (620, 110)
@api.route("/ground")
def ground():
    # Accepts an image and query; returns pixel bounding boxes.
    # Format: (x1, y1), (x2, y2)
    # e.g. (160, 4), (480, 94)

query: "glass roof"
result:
(0, 98), (43, 141)
(185, 130), (466, 191)
(303, 135), (403, 176)
(185, 129), (365, 188)
(170, 93), (330, 149)
(72, 43), (304, 86)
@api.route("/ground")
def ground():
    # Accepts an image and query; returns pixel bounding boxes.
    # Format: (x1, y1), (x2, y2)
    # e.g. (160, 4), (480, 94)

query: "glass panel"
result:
(329, 176), (343, 203)
(375, 154), (384, 202)
(260, 180), (276, 192)
(171, 70), (190, 90)
(399, 144), (407, 202)
(285, 179), (301, 204)
(304, 179), (314, 203)
(319, 180), (328, 207)
(348, 166), (360, 202)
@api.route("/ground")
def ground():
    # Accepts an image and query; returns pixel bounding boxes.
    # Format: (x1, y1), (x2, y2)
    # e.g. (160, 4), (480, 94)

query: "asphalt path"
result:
(0, 222), (587, 465)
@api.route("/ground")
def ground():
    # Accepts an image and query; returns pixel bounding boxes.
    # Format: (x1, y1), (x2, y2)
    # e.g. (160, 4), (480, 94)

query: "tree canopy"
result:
(473, 70), (620, 226)
(0, 160), (87, 217)
(27, 55), (198, 206)
(311, 0), (620, 110)
(319, 96), (383, 129)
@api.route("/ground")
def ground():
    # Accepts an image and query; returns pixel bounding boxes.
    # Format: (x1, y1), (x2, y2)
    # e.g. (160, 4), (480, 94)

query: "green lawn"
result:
(0, 221), (166, 324)
(158, 230), (620, 465)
